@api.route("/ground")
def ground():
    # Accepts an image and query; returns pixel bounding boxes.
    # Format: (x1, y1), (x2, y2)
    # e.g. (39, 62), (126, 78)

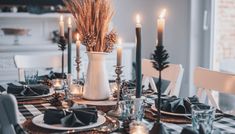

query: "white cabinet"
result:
(0, 13), (135, 82)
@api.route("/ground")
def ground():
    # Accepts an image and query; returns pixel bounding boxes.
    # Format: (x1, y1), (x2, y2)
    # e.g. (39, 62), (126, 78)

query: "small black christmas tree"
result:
(57, 36), (67, 79)
(150, 44), (169, 134)
(152, 45), (169, 122)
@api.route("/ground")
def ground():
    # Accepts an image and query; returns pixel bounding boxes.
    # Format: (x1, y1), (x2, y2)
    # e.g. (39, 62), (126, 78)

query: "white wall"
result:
(113, 0), (191, 97)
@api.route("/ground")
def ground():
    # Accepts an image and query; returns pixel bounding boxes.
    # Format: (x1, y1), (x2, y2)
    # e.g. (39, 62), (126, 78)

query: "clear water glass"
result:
(24, 69), (38, 84)
(129, 121), (148, 134)
(122, 98), (145, 121)
(122, 88), (136, 100)
(191, 104), (216, 133)
(69, 84), (83, 99)
(52, 79), (64, 90)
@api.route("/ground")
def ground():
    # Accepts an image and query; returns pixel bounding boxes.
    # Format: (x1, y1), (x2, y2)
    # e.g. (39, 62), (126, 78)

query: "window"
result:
(213, 0), (235, 111)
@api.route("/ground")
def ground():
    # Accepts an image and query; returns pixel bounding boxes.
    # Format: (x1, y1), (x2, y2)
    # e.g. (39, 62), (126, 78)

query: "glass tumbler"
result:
(24, 69), (38, 84)
(191, 104), (216, 134)
(122, 98), (145, 121)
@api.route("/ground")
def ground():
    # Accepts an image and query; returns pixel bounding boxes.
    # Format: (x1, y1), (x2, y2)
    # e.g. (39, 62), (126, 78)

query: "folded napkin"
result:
(149, 122), (169, 134)
(7, 83), (49, 96)
(180, 124), (221, 134)
(43, 107), (98, 127)
(0, 85), (6, 92)
(180, 126), (198, 134)
(37, 71), (67, 80)
(153, 78), (171, 93)
(156, 95), (200, 114)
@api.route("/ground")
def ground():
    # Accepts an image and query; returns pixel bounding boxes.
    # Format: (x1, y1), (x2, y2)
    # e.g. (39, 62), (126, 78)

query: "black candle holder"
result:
(150, 44), (169, 134)
(57, 36), (68, 99)
(108, 65), (124, 118)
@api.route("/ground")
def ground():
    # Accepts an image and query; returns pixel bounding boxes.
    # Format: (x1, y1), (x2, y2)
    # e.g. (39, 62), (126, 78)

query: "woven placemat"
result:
(145, 109), (224, 124)
(73, 98), (117, 106)
(145, 109), (191, 124)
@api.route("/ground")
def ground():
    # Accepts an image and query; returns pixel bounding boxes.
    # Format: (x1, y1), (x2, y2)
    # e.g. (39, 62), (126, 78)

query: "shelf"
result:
(0, 12), (72, 19)
(0, 42), (135, 52)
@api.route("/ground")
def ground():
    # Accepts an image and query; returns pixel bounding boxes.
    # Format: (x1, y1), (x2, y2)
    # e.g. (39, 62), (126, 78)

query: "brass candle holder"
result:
(75, 57), (81, 80)
(108, 65), (124, 118)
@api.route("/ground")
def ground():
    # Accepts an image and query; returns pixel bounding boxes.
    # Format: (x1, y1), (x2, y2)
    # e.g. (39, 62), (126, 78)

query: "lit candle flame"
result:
(159, 9), (167, 19)
(68, 17), (71, 25)
(60, 15), (64, 21)
(76, 33), (80, 41)
(136, 14), (141, 24)
(118, 37), (122, 45)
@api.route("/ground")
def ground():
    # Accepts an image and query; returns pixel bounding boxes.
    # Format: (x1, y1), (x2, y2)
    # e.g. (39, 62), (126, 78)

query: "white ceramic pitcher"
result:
(83, 52), (110, 100)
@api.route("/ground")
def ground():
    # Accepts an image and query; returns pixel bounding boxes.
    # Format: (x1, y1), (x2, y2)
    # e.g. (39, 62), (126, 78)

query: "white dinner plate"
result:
(151, 105), (191, 117)
(32, 114), (106, 131)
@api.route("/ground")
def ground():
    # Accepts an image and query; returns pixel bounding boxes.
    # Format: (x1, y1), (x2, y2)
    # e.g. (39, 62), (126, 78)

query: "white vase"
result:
(83, 52), (110, 100)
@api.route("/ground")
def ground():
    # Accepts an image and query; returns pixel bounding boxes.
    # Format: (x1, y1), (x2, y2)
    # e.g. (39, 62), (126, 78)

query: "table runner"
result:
(18, 102), (235, 133)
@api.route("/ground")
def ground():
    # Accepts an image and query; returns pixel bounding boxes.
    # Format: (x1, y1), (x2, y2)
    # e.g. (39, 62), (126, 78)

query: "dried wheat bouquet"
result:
(64, 0), (117, 52)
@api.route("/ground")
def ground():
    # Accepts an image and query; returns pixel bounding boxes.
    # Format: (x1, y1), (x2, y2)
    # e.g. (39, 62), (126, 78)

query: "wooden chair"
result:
(14, 54), (67, 81)
(0, 94), (20, 134)
(142, 59), (184, 97)
(194, 67), (235, 109)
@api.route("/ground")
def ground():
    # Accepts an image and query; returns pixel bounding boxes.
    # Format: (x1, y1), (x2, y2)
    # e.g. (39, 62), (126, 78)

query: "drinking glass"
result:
(24, 69), (38, 84)
(191, 104), (216, 134)
(52, 79), (64, 90)
(69, 84), (83, 99)
(129, 121), (148, 134)
(122, 98), (145, 121)
(122, 88), (136, 100)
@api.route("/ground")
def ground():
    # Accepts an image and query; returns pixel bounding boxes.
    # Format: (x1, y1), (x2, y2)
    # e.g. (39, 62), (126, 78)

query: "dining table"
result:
(13, 90), (235, 134)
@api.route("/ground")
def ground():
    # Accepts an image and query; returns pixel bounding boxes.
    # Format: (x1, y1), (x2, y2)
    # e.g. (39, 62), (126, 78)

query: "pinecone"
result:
(48, 93), (62, 106)
(82, 33), (96, 50)
(152, 45), (169, 71)
(57, 36), (67, 51)
(122, 117), (133, 133)
(104, 30), (117, 52)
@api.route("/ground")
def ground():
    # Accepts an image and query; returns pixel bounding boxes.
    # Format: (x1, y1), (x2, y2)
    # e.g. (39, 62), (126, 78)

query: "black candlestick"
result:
(135, 26), (142, 98)
(58, 36), (67, 78)
(67, 27), (72, 74)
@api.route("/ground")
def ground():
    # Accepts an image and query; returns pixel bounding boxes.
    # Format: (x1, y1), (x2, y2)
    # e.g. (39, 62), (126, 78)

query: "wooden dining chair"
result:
(142, 59), (184, 97)
(194, 67), (235, 109)
(0, 94), (23, 134)
(14, 54), (67, 81)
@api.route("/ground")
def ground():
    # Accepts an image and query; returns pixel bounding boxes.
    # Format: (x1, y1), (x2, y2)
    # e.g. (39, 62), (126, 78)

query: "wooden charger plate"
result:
(145, 109), (191, 124)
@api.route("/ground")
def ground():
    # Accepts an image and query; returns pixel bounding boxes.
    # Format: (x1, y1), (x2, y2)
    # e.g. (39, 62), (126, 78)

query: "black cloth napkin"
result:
(180, 125), (221, 134)
(37, 71), (67, 80)
(153, 78), (171, 93)
(156, 95), (200, 114)
(180, 126), (198, 134)
(7, 83), (49, 96)
(0, 85), (6, 92)
(43, 107), (98, 127)
(149, 122), (169, 134)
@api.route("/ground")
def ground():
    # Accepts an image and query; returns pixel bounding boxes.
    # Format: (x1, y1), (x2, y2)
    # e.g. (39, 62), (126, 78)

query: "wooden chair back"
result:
(194, 67), (235, 109)
(142, 59), (184, 97)
(14, 54), (67, 81)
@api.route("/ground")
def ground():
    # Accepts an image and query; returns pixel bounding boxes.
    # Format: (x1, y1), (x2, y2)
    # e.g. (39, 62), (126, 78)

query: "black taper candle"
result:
(135, 26), (142, 98)
(67, 27), (72, 74)
(158, 29), (163, 46)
